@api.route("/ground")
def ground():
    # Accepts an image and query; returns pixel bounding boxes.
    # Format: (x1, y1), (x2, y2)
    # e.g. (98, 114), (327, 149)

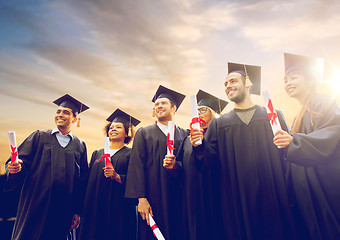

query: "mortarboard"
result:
(53, 94), (89, 127)
(196, 89), (228, 114)
(53, 94), (89, 114)
(152, 85), (186, 111)
(227, 62), (261, 95)
(106, 109), (140, 127)
(284, 53), (324, 82)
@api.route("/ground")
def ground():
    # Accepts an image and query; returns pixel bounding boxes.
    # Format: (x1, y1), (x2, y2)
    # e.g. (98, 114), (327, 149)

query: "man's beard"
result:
(229, 88), (246, 103)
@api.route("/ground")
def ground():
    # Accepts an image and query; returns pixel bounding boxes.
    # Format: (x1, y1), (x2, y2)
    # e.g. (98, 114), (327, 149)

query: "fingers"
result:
(163, 155), (176, 169)
(8, 161), (22, 174)
(103, 166), (115, 177)
(146, 212), (150, 226)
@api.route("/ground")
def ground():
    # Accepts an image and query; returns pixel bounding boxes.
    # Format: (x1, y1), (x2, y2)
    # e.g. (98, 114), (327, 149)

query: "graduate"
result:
(125, 85), (189, 240)
(177, 90), (228, 240)
(5, 94), (89, 240)
(191, 63), (297, 240)
(79, 109), (140, 240)
(274, 53), (340, 239)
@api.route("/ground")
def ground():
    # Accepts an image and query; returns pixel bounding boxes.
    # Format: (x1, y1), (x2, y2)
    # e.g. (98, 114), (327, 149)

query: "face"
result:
(224, 72), (247, 103)
(108, 122), (126, 143)
(284, 71), (308, 99)
(55, 106), (77, 129)
(154, 98), (176, 122)
(198, 106), (213, 129)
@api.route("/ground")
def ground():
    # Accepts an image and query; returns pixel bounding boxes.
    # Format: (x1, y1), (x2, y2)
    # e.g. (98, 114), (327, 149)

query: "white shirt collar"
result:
(156, 121), (172, 136)
(52, 127), (73, 138)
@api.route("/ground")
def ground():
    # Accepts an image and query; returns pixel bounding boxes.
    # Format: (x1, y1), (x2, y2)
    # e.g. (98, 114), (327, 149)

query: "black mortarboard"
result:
(151, 85), (186, 111)
(284, 53), (324, 82)
(53, 94), (89, 114)
(196, 90), (228, 114)
(227, 62), (261, 95)
(106, 109), (140, 127)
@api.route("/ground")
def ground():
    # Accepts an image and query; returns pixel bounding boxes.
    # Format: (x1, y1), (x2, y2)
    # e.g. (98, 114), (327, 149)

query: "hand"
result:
(273, 130), (293, 148)
(163, 155), (177, 170)
(190, 129), (204, 147)
(70, 214), (80, 230)
(8, 160), (23, 174)
(138, 198), (153, 226)
(103, 165), (122, 183)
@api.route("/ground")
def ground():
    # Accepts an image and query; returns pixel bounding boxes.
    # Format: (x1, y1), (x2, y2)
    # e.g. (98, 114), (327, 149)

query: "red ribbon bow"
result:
(267, 99), (278, 125)
(166, 133), (175, 154)
(10, 145), (18, 163)
(190, 117), (206, 134)
(97, 153), (112, 167)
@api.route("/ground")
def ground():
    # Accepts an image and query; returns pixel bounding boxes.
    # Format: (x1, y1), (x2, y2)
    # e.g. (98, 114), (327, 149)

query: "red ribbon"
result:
(267, 99), (278, 125)
(166, 133), (175, 154)
(151, 223), (158, 237)
(10, 145), (18, 163)
(97, 153), (112, 167)
(190, 117), (206, 134)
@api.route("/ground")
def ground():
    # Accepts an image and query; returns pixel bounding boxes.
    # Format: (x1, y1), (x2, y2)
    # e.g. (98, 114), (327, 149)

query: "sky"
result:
(1, 0), (340, 173)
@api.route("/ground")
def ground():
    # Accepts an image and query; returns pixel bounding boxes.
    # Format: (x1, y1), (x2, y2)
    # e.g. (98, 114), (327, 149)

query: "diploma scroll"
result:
(103, 137), (112, 168)
(7, 131), (19, 163)
(262, 90), (283, 148)
(149, 213), (165, 240)
(167, 121), (175, 156)
(190, 95), (202, 145)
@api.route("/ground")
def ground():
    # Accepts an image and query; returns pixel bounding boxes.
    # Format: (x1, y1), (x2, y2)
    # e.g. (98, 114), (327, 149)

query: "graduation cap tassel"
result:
(128, 116), (132, 137)
(77, 103), (83, 127)
(243, 64), (253, 88)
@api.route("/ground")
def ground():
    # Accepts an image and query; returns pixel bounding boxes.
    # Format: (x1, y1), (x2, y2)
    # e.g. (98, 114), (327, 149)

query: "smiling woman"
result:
(273, 53), (340, 239)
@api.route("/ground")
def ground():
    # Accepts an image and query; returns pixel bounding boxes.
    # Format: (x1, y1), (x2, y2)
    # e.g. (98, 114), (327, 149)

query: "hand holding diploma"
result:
(190, 95), (205, 146)
(7, 130), (22, 174)
(273, 129), (293, 148)
(190, 128), (204, 147)
(138, 198), (153, 225)
(163, 155), (177, 170)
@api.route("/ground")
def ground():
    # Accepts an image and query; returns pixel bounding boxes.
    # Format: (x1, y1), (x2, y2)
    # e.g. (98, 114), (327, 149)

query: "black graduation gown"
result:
(0, 174), (21, 240)
(79, 147), (137, 240)
(287, 95), (340, 240)
(4, 130), (88, 240)
(195, 105), (296, 240)
(125, 123), (189, 240)
(177, 136), (225, 240)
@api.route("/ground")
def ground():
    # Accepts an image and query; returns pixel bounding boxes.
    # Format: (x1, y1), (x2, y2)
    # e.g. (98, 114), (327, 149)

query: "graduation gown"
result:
(125, 123), (189, 240)
(4, 130), (88, 240)
(195, 105), (296, 240)
(79, 147), (137, 240)
(287, 95), (340, 240)
(177, 136), (225, 240)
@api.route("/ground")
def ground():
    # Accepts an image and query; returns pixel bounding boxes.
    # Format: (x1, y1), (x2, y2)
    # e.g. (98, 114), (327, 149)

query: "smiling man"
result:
(125, 85), (189, 240)
(191, 63), (297, 239)
(5, 94), (89, 240)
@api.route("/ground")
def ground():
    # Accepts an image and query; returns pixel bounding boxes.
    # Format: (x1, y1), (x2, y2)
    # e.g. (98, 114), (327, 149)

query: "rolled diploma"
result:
(103, 137), (112, 170)
(8, 131), (19, 163)
(190, 95), (202, 145)
(167, 121), (175, 156)
(149, 213), (165, 240)
(262, 90), (283, 148)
